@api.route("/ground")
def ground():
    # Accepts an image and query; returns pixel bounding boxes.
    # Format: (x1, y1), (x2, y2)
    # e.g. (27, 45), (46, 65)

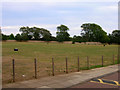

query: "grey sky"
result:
(1, 0), (119, 36)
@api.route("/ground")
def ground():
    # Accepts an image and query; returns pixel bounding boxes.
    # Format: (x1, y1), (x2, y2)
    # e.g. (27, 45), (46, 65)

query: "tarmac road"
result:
(71, 71), (120, 88)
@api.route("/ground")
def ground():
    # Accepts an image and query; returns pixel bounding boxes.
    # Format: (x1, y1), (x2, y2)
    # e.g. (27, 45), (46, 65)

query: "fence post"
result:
(78, 56), (80, 72)
(113, 54), (114, 64)
(52, 58), (54, 76)
(34, 58), (37, 79)
(87, 56), (89, 69)
(66, 57), (68, 74)
(12, 59), (15, 82)
(102, 56), (104, 67)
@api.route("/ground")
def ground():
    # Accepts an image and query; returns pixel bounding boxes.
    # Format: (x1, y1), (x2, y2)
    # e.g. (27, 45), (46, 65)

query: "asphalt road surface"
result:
(71, 71), (120, 88)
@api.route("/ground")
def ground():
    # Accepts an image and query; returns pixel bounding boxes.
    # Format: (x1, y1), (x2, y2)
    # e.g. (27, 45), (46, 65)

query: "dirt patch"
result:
(5, 40), (102, 45)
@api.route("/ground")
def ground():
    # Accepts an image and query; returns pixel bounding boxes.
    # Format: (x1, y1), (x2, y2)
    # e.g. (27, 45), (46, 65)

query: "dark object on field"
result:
(14, 48), (18, 51)
(103, 45), (105, 47)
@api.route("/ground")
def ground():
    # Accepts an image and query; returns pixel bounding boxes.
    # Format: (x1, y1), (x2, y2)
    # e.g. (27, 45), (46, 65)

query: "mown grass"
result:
(2, 41), (118, 84)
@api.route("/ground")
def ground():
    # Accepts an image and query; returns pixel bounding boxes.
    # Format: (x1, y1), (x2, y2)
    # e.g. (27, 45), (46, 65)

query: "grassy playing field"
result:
(2, 41), (118, 84)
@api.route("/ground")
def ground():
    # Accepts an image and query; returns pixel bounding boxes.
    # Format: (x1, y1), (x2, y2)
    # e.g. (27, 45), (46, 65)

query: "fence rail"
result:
(3, 54), (119, 84)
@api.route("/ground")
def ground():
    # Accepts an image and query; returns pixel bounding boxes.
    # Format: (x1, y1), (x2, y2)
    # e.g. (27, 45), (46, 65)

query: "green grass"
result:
(2, 41), (118, 84)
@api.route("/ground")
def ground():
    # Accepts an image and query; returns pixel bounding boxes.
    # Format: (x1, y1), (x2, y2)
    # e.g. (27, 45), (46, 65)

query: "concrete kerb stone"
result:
(3, 83), (29, 88)
(47, 83), (66, 88)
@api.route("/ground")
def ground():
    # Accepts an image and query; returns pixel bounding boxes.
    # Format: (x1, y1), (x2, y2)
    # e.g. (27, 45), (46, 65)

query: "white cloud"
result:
(1, 26), (20, 35)
(2, 26), (20, 29)
(96, 5), (118, 13)
(1, 18), (117, 37)
(1, 1), (118, 36)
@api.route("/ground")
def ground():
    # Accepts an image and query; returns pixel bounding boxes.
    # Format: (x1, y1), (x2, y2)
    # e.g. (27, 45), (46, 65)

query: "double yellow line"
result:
(90, 79), (120, 86)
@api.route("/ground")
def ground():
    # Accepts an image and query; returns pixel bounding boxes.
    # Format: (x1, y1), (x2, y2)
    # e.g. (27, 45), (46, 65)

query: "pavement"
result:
(2, 64), (119, 89)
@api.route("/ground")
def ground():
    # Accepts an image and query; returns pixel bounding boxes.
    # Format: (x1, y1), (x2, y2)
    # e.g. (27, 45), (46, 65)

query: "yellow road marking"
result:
(98, 79), (104, 83)
(101, 79), (120, 86)
(90, 80), (119, 86)
(113, 81), (120, 86)
(90, 79), (120, 86)
(101, 78), (118, 82)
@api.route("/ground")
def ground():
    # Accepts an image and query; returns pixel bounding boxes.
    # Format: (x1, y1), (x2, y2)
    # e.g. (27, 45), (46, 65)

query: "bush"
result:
(2, 34), (8, 41)
(72, 41), (75, 44)
(15, 34), (22, 41)
(15, 33), (29, 42)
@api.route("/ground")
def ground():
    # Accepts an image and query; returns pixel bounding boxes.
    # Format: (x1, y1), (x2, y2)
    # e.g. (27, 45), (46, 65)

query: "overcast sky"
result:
(1, 0), (119, 37)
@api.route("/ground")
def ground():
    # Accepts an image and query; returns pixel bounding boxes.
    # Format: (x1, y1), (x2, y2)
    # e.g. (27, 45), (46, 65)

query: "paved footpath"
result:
(3, 65), (119, 89)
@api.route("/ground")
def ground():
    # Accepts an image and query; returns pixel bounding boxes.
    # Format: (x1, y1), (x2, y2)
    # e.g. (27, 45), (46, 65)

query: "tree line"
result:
(1, 23), (120, 44)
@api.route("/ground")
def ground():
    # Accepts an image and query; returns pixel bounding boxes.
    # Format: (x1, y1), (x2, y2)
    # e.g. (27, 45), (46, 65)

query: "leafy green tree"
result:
(72, 35), (82, 43)
(41, 28), (52, 42)
(19, 26), (37, 40)
(81, 23), (109, 43)
(108, 34), (114, 44)
(100, 33), (110, 43)
(15, 34), (22, 41)
(21, 33), (29, 41)
(19, 26), (30, 34)
(28, 35), (32, 40)
(19, 26), (52, 41)
(8, 33), (15, 40)
(110, 30), (120, 44)
(15, 33), (29, 42)
(32, 27), (41, 40)
(56, 24), (70, 42)
(50, 36), (57, 41)
(2, 34), (8, 41)
(19, 26), (32, 40)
